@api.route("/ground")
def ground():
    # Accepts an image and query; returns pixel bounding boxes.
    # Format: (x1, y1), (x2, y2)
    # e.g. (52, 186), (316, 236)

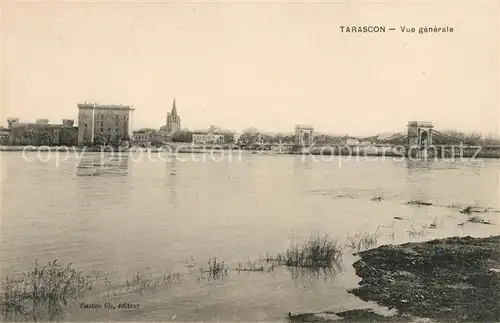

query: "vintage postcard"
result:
(1, 0), (499, 322)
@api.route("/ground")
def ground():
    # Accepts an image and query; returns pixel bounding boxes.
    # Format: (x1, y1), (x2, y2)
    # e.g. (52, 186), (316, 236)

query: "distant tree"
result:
(0, 134), (9, 145)
(283, 135), (295, 143)
(137, 128), (157, 133)
(122, 132), (131, 142)
(38, 132), (53, 146)
(269, 134), (284, 143)
(221, 132), (235, 143)
(387, 135), (407, 146)
(363, 136), (379, 143)
(483, 135), (500, 146)
(239, 131), (260, 144)
(20, 132), (36, 146)
(433, 130), (482, 146)
(59, 128), (78, 146)
(112, 130), (124, 147)
(315, 134), (344, 145)
(260, 134), (272, 143)
(466, 132), (484, 145)
(93, 133), (107, 146)
(171, 131), (192, 143)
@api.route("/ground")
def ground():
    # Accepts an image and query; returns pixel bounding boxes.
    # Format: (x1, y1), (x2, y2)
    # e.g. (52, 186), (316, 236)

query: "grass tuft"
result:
(2, 259), (94, 320)
(273, 234), (344, 269)
(200, 257), (228, 280)
(346, 228), (380, 252)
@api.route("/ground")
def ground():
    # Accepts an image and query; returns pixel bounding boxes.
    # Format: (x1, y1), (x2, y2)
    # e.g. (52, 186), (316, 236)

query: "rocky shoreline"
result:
(289, 235), (500, 322)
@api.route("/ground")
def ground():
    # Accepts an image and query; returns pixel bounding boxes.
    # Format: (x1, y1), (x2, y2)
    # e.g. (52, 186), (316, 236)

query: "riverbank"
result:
(289, 235), (500, 322)
(3, 145), (500, 158)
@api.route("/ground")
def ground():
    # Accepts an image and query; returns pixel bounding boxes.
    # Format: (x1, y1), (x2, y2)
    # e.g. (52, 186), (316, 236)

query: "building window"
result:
(100, 115), (104, 119)
(84, 116), (88, 121)
(100, 128), (104, 133)
(85, 124), (88, 128)
(108, 128), (111, 132)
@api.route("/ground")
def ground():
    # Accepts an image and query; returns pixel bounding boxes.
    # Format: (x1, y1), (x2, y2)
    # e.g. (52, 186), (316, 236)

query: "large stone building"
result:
(77, 103), (134, 145)
(165, 98), (181, 134)
(6, 118), (78, 146)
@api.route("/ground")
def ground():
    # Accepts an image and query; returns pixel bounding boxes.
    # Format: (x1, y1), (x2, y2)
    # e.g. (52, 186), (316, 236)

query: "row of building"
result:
(131, 100), (238, 146)
(0, 102), (136, 146)
(0, 99), (241, 147)
(0, 118), (78, 146)
(0, 98), (374, 147)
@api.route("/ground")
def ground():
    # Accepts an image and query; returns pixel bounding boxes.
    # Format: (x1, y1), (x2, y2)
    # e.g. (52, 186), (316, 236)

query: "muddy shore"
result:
(290, 235), (500, 322)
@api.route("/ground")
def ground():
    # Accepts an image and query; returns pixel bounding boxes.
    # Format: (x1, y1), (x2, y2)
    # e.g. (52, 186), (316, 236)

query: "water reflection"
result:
(405, 159), (439, 171)
(74, 154), (134, 278)
(293, 155), (312, 170)
(165, 159), (178, 208)
(76, 153), (129, 177)
(3, 299), (66, 322)
(405, 158), (486, 172)
(288, 263), (345, 290)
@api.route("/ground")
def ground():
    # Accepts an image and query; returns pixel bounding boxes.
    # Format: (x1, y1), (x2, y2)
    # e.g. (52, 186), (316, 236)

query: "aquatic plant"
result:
(274, 234), (344, 269)
(427, 217), (443, 229)
(407, 224), (427, 237)
(200, 257), (228, 280)
(2, 259), (94, 320)
(236, 260), (264, 272)
(405, 200), (433, 206)
(183, 256), (198, 268)
(467, 216), (492, 225)
(346, 228), (380, 252)
(125, 270), (180, 296)
(2, 259), (184, 321)
(460, 206), (489, 214)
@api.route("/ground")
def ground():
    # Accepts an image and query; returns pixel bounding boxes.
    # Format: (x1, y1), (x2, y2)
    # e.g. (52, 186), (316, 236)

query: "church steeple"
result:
(171, 98), (177, 116)
(165, 97), (181, 134)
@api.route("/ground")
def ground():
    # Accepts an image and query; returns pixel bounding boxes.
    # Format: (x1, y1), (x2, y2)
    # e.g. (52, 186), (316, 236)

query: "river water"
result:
(1, 151), (499, 321)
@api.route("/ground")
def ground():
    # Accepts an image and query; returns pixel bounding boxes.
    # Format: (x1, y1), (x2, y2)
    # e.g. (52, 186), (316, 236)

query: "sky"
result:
(2, 1), (499, 136)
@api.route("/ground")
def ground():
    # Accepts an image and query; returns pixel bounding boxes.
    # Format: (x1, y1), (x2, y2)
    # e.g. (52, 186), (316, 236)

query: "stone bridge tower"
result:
(407, 121), (433, 148)
(294, 125), (314, 146)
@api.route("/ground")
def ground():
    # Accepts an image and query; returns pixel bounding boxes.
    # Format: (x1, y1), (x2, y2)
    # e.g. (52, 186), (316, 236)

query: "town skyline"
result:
(3, 2), (499, 137)
(4, 98), (499, 139)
